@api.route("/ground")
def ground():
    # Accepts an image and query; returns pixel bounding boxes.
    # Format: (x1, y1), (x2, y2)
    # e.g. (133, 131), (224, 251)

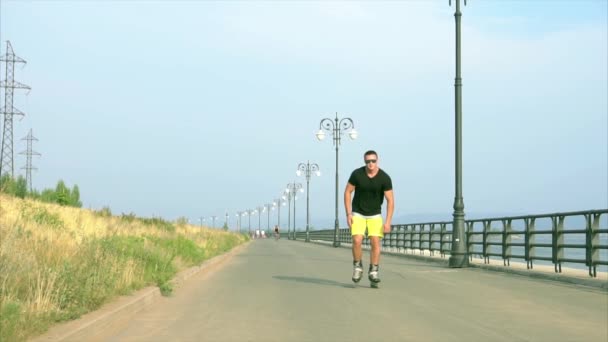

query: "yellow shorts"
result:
(351, 215), (384, 238)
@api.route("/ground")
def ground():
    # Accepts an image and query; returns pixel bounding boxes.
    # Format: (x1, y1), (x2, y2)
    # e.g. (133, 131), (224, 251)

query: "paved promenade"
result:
(81, 239), (608, 341)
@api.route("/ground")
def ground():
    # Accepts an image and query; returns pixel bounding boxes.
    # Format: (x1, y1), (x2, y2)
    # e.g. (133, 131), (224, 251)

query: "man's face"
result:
(364, 154), (378, 171)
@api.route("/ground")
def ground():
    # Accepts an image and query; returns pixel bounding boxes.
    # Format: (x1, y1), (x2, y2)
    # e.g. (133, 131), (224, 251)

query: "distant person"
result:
(274, 225), (280, 240)
(344, 150), (394, 288)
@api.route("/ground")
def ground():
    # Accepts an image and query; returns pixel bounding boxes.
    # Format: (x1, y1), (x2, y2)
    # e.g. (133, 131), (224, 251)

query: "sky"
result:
(0, 0), (606, 231)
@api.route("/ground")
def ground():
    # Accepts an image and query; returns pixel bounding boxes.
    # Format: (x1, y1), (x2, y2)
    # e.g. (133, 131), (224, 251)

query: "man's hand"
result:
(347, 214), (353, 229)
(383, 222), (391, 234)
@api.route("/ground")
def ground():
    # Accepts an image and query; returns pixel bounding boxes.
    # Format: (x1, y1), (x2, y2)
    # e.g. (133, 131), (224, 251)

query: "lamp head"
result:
(315, 129), (326, 141)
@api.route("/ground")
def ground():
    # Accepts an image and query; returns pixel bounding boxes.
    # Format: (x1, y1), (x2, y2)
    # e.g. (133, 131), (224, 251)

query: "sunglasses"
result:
(364, 159), (377, 164)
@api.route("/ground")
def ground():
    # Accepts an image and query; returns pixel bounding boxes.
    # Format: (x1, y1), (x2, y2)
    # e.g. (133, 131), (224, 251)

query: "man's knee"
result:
(369, 237), (380, 248)
(352, 235), (363, 246)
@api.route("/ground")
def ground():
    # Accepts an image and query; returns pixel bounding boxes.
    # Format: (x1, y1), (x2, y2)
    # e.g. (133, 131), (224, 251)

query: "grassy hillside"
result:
(0, 194), (248, 342)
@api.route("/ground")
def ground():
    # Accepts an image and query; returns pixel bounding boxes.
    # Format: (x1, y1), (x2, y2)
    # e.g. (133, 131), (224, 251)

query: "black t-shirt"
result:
(348, 167), (393, 216)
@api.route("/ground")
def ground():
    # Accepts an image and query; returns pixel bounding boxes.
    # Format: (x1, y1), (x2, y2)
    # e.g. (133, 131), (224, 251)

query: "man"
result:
(344, 150), (394, 286)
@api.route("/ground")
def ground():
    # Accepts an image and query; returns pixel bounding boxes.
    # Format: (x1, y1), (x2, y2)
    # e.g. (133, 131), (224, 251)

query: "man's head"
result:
(364, 150), (378, 171)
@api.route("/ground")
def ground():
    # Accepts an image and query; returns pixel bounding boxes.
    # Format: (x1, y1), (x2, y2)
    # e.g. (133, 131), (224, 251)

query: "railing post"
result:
(466, 221), (474, 261)
(557, 215), (565, 273)
(525, 217), (534, 269)
(430, 223), (436, 256)
(502, 219), (512, 266)
(590, 213), (601, 277)
(440, 223), (448, 258)
(397, 225), (404, 253)
(483, 220), (490, 264)
(417, 224), (422, 255)
(551, 215), (564, 273)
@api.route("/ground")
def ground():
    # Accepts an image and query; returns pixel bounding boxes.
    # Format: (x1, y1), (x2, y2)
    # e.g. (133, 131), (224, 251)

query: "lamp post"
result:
(286, 182), (303, 240)
(256, 206), (264, 235)
(284, 190), (293, 239)
(297, 161), (320, 242)
(236, 211), (244, 232)
(274, 197), (285, 235)
(246, 209), (254, 235)
(265, 203), (273, 235)
(211, 215), (217, 229)
(225, 211), (229, 230)
(449, 0), (469, 268)
(199, 217), (203, 227)
(316, 112), (358, 247)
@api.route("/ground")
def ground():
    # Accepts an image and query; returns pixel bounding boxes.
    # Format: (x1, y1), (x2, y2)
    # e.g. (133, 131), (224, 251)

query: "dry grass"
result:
(0, 194), (247, 341)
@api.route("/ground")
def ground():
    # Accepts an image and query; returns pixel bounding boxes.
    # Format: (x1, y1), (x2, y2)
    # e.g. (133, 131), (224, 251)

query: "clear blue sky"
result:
(1, 0), (606, 230)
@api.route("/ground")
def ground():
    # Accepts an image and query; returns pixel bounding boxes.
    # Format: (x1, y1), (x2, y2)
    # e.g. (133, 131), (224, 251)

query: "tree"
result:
(55, 180), (69, 206)
(14, 176), (27, 198)
(0, 174), (27, 198)
(40, 189), (55, 203)
(70, 185), (82, 208)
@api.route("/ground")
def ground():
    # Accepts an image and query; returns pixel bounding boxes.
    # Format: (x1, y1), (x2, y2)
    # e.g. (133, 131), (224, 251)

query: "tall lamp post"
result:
(274, 197), (285, 237)
(211, 215), (217, 229)
(285, 190), (292, 239)
(236, 211), (244, 232)
(256, 206), (264, 234)
(316, 112), (358, 247)
(264, 203), (273, 235)
(274, 197), (284, 229)
(246, 209), (254, 235)
(297, 161), (320, 242)
(286, 182), (303, 240)
(449, 0), (469, 268)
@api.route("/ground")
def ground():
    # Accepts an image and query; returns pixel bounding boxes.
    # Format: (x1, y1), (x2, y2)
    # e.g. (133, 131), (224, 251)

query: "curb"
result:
(31, 242), (250, 342)
(468, 263), (608, 291)
(308, 239), (607, 291)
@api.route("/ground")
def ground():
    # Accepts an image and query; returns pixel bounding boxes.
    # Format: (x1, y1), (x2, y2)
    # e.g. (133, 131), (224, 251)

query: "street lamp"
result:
(246, 209), (254, 234)
(284, 190), (292, 239)
(297, 161), (320, 242)
(286, 182), (303, 240)
(273, 197), (285, 232)
(236, 211), (244, 232)
(264, 203), (273, 235)
(256, 206), (264, 234)
(199, 216), (203, 228)
(449, 0), (469, 268)
(211, 215), (217, 229)
(316, 112), (357, 247)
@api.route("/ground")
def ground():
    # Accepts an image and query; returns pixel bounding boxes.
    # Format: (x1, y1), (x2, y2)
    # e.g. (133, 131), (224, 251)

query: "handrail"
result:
(299, 209), (608, 278)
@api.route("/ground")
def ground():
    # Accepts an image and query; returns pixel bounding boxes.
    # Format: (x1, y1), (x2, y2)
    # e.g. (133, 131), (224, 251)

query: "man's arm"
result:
(344, 182), (355, 228)
(384, 190), (394, 233)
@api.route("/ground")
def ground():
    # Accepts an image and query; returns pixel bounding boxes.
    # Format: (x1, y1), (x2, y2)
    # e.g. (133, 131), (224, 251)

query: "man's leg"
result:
(352, 234), (363, 261)
(369, 236), (381, 265)
(367, 217), (384, 284)
(351, 215), (366, 283)
(368, 236), (381, 283)
(351, 234), (364, 282)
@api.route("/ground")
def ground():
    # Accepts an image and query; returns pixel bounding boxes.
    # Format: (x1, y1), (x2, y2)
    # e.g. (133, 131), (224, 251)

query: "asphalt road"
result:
(98, 239), (608, 342)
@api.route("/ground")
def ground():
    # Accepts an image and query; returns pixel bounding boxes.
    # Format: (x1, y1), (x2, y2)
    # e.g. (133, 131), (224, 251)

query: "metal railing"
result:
(296, 209), (608, 278)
